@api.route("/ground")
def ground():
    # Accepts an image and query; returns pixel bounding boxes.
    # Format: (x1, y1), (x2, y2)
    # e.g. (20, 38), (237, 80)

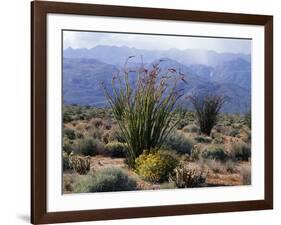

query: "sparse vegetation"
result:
(103, 141), (127, 157)
(73, 167), (137, 193)
(62, 59), (251, 194)
(163, 131), (193, 154)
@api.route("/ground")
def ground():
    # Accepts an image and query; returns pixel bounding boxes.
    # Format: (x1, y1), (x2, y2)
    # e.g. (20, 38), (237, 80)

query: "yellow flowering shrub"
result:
(135, 150), (179, 183)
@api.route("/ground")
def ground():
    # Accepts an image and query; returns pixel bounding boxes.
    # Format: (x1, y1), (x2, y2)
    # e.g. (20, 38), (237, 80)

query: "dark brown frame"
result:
(31, 1), (273, 224)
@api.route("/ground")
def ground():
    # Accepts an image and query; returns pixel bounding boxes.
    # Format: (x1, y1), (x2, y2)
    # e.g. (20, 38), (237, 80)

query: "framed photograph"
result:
(31, 1), (273, 224)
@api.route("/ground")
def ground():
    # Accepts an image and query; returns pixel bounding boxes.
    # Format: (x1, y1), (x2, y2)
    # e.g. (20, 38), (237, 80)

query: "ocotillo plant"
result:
(190, 95), (225, 136)
(103, 57), (186, 167)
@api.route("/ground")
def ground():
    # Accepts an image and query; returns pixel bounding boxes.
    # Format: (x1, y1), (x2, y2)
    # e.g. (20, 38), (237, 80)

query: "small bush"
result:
(73, 167), (137, 193)
(204, 159), (237, 174)
(230, 141), (251, 161)
(108, 126), (125, 143)
(240, 166), (251, 185)
(169, 164), (207, 188)
(64, 127), (76, 140)
(191, 145), (202, 161)
(163, 131), (193, 155)
(190, 95), (225, 136)
(63, 137), (75, 154)
(194, 135), (212, 143)
(212, 135), (224, 144)
(104, 142), (127, 157)
(135, 150), (179, 183)
(89, 118), (103, 128)
(182, 124), (199, 133)
(201, 145), (227, 161)
(63, 151), (71, 171)
(77, 137), (104, 156)
(229, 129), (239, 137)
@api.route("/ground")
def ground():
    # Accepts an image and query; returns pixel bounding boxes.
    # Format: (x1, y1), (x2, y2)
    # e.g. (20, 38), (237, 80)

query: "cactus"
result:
(169, 164), (208, 188)
(69, 152), (91, 175)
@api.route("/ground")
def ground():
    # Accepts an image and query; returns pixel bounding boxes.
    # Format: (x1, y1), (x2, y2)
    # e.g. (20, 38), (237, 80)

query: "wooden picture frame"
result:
(31, 1), (273, 224)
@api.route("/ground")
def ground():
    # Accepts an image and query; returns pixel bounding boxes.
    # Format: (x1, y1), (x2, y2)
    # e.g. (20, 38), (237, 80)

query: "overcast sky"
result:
(63, 30), (251, 54)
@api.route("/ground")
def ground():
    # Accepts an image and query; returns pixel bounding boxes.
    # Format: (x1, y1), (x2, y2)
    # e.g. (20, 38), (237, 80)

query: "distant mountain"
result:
(63, 57), (251, 113)
(212, 58), (251, 90)
(64, 45), (251, 67)
(63, 58), (118, 106)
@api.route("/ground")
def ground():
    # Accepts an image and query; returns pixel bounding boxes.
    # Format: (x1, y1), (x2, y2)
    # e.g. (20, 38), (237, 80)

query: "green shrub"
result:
(190, 95), (224, 136)
(201, 145), (227, 161)
(163, 131), (193, 155)
(240, 166), (251, 185)
(64, 127), (76, 140)
(89, 118), (103, 128)
(194, 135), (212, 143)
(63, 151), (71, 171)
(229, 129), (239, 137)
(212, 135), (224, 144)
(104, 142), (127, 157)
(102, 126), (125, 144)
(135, 150), (179, 183)
(182, 124), (199, 133)
(63, 137), (75, 154)
(169, 164), (207, 188)
(230, 141), (251, 161)
(73, 167), (137, 193)
(191, 145), (202, 161)
(77, 137), (104, 156)
(244, 110), (251, 128)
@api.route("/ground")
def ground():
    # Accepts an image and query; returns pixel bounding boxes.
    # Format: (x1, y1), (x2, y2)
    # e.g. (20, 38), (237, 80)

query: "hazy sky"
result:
(63, 30), (251, 54)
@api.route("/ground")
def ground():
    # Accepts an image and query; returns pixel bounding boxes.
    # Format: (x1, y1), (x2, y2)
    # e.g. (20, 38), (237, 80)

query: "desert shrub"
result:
(169, 164), (207, 188)
(240, 165), (251, 185)
(87, 127), (104, 140)
(224, 160), (238, 173)
(77, 137), (104, 156)
(63, 151), (71, 171)
(201, 145), (227, 161)
(103, 58), (185, 166)
(103, 142), (127, 157)
(229, 129), (239, 137)
(89, 118), (103, 128)
(102, 126), (125, 144)
(194, 135), (212, 143)
(204, 159), (223, 173)
(135, 150), (179, 183)
(63, 137), (75, 154)
(204, 159), (237, 174)
(244, 110), (251, 128)
(240, 127), (251, 143)
(64, 127), (76, 140)
(69, 153), (91, 175)
(191, 145), (202, 161)
(159, 182), (177, 189)
(189, 95), (224, 136)
(230, 141), (251, 161)
(163, 131), (193, 155)
(182, 124), (199, 133)
(212, 135), (224, 144)
(73, 167), (137, 193)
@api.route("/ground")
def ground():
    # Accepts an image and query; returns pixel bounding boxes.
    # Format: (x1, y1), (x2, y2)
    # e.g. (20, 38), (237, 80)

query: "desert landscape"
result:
(62, 31), (251, 194)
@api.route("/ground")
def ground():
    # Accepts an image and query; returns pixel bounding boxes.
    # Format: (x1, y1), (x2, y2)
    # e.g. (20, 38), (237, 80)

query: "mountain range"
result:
(63, 46), (251, 113)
